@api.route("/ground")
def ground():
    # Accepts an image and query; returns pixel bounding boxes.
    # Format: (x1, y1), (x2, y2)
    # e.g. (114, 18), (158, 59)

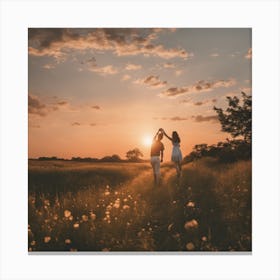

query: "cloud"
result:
(125, 63), (142, 70)
(89, 65), (118, 75)
(43, 63), (55, 69)
(91, 105), (101, 110)
(175, 70), (182, 76)
(210, 53), (219, 57)
(182, 98), (217, 106)
(153, 116), (188, 121)
(245, 48), (252, 59)
(28, 28), (192, 60)
(169, 116), (188, 121)
(160, 79), (235, 98)
(71, 122), (81, 126)
(28, 94), (47, 116)
(122, 74), (131, 81)
(81, 56), (97, 67)
(191, 115), (218, 123)
(135, 75), (167, 88)
(57, 101), (68, 106)
(163, 62), (175, 68)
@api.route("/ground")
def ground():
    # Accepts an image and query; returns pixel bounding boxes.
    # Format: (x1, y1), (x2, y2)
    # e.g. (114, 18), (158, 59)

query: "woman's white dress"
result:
(171, 142), (182, 162)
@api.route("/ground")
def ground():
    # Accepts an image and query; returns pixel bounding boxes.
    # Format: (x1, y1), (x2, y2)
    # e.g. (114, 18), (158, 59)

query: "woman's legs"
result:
(175, 161), (182, 178)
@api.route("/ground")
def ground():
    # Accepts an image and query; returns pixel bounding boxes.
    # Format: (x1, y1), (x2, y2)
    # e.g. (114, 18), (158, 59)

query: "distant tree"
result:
(214, 92), (252, 143)
(126, 148), (143, 162)
(111, 154), (122, 162)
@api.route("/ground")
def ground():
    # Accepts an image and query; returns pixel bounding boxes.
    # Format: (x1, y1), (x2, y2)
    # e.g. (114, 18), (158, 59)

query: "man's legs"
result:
(151, 156), (160, 186)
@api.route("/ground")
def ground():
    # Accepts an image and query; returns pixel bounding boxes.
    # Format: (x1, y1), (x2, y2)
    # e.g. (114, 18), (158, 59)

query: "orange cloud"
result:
(135, 75), (167, 88)
(160, 79), (235, 97)
(89, 65), (118, 76)
(28, 28), (192, 60)
(125, 63), (142, 70)
(191, 115), (218, 123)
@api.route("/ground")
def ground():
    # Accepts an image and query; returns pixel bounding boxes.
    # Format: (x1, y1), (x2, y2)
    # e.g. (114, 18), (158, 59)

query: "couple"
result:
(150, 128), (182, 186)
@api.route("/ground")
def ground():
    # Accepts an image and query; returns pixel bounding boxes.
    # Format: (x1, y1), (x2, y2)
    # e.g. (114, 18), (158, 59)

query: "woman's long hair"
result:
(172, 131), (180, 143)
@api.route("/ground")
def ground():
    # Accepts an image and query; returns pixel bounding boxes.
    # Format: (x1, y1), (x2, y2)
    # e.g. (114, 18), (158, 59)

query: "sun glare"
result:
(142, 135), (153, 147)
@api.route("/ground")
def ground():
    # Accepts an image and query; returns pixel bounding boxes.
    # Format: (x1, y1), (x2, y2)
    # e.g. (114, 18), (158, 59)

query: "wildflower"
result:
(64, 210), (72, 218)
(104, 191), (110, 196)
(82, 215), (88, 222)
(53, 214), (58, 220)
(123, 205), (130, 210)
(30, 240), (36, 246)
(90, 213), (96, 221)
(65, 239), (71, 244)
(113, 202), (120, 209)
(202, 236), (207, 242)
(186, 242), (195, 250)
(73, 223), (79, 229)
(186, 201), (195, 207)
(44, 236), (51, 243)
(168, 223), (174, 231)
(184, 219), (198, 230)
(123, 198), (128, 202)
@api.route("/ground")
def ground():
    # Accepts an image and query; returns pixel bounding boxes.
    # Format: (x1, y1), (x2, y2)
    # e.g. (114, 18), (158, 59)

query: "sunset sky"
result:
(28, 28), (251, 160)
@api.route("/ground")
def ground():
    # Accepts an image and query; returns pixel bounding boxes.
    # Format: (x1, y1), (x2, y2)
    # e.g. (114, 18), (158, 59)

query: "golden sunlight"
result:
(142, 135), (153, 147)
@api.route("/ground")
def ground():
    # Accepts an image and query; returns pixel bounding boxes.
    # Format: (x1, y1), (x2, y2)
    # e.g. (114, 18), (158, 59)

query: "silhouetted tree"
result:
(126, 148), (143, 162)
(214, 92), (252, 143)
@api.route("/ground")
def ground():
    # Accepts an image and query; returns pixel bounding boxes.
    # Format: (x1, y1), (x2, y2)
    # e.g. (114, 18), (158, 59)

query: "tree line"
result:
(34, 92), (251, 164)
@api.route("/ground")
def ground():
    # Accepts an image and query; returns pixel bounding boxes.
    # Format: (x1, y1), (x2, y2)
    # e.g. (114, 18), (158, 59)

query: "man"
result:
(150, 130), (164, 186)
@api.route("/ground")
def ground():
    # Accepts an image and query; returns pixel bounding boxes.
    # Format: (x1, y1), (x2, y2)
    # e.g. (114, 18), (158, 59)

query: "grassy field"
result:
(28, 158), (251, 252)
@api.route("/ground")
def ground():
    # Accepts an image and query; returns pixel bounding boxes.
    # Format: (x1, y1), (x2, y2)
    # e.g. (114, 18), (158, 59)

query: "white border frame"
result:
(1, 0), (279, 279)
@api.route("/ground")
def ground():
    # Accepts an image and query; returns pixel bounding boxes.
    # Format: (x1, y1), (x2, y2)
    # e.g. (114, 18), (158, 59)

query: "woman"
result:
(160, 129), (183, 178)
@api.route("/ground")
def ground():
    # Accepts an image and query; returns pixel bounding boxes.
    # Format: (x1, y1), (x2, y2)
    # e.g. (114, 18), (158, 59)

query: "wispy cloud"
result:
(181, 98), (217, 106)
(89, 65), (118, 76)
(210, 53), (219, 57)
(122, 74), (131, 81)
(135, 75), (167, 88)
(43, 63), (55, 69)
(175, 70), (182, 76)
(57, 101), (68, 106)
(91, 105), (101, 110)
(153, 116), (188, 121)
(160, 79), (235, 98)
(28, 94), (60, 116)
(28, 28), (192, 61)
(28, 94), (47, 116)
(71, 122), (81, 126)
(163, 62), (175, 68)
(191, 115), (218, 123)
(125, 63), (142, 71)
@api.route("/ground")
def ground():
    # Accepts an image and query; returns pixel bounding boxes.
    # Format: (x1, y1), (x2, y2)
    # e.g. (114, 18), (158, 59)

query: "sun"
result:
(142, 135), (153, 147)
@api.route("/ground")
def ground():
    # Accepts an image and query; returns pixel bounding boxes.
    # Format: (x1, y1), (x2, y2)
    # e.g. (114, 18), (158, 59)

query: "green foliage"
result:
(214, 92), (252, 143)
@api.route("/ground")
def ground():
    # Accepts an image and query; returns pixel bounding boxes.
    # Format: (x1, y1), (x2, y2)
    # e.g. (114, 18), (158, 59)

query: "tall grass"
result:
(28, 158), (251, 252)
